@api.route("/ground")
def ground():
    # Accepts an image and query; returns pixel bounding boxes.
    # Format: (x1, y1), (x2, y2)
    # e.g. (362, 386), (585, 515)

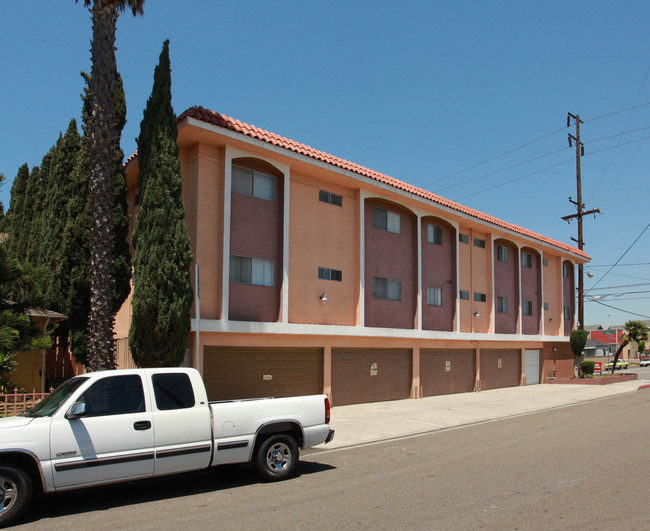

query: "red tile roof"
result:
(176, 106), (588, 259)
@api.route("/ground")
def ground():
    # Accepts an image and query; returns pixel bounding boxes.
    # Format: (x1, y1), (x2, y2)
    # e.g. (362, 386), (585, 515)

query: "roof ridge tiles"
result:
(175, 106), (587, 258)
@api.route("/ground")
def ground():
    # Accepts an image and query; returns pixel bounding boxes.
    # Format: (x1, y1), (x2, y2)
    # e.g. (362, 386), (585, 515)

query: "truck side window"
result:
(80, 375), (145, 416)
(152, 373), (195, 410)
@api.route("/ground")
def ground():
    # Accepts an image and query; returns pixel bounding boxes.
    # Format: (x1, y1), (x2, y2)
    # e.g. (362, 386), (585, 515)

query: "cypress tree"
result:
(20, 166), (41, 262)
(40, 120), (82, 311)
(5, 164), (30, 260)
(129, 40), (193, 367)
(26, 145), (56, 264)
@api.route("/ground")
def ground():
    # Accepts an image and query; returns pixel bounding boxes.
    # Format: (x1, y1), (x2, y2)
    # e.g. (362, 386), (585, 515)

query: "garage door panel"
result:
(421, 350), (475, 396)
(332, 350), (411, 406)
(480, 350), (520, 390)
(204, 348), (322, 401)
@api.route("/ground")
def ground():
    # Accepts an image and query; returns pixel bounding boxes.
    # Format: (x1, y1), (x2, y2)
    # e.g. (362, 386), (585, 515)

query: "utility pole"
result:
(562, 112), (600, 330)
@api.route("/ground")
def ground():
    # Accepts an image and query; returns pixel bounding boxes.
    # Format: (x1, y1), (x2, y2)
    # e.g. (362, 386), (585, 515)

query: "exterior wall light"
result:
(320, 293), (328, 304)
(473, 310), (480, 317)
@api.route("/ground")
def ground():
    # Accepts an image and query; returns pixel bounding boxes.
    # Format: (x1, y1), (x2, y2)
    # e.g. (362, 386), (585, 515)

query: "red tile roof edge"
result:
(173, 106), (587, 260)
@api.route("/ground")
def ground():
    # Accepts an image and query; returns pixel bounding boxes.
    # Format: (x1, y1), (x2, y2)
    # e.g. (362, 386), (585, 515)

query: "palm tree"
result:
(77, 1), (145, 371)
(610, 320), (649, 373)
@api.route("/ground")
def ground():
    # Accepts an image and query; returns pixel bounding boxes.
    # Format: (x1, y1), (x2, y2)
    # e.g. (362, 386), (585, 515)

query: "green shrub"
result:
(581, 360), (595, 376)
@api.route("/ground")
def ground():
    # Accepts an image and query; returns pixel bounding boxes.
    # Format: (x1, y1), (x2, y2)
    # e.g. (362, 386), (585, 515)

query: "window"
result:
(230, 255), (274, 287)
(459, 233), (469, 244)
(373, 207), (401, 234)
(427, 224), (443, 245)
(152, 373), (195, 410)
(459, 290), (470, 300)
(319, 190), (342, 206)
(318, 267), (342, 281)
(474, 292), (487, 302)
(473, 238), (486, 248)
(497, 296), (509, 313)
(232, 165), (276, 201)
(427, 286), (442, 306)
(563, 263), (572, 279)
(544, 302), (549, 311)
(563, 306), (571, 320)
(543, 258), (549, 266)
(497, 245), (508, 263)
(79, 375), (145, 417)
(523, 300), (533, 315)
(522, 252), (533, 268)
(374, 277), (401, 301)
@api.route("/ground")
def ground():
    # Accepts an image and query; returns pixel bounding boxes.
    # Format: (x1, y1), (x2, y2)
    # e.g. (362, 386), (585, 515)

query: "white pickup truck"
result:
(0, 367), (334, 527)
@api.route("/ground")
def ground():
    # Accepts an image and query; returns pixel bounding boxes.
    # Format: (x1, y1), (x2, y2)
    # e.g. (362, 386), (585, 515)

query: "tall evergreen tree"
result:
(40, 120), (82, 311)
(5, 164), (30, 260)
(77, 0), (145, 371)
(26, 145), (56, 264)
(19, 166), (41, 261)
(129, 40), (193, 367)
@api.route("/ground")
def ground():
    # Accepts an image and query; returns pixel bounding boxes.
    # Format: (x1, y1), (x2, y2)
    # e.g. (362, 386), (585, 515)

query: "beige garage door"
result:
(480, 350), (521, 390)
(332, 349), (411, 406)
(203, 347), (323, 401)
(421, 350), (475, 396)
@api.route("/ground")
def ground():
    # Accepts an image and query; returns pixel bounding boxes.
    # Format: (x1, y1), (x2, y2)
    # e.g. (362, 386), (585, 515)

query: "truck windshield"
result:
(25, 376), (89, 417)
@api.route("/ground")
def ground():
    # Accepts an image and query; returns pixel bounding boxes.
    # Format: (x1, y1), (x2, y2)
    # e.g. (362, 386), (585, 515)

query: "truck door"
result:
(50, 374), (154, 488)
(149, 372), (213, 475)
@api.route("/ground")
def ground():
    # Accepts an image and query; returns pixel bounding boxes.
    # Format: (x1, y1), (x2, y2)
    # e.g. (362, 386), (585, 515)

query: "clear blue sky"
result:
(1, 0), (649, 328)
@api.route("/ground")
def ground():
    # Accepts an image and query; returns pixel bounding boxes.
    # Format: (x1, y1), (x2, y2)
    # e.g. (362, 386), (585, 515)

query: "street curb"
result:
(637, 384), (650, 390)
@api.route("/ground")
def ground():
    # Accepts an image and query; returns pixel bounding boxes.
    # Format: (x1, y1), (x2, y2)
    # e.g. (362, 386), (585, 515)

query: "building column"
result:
(411, 346), (421, 398)
(323, 345), (332, 402)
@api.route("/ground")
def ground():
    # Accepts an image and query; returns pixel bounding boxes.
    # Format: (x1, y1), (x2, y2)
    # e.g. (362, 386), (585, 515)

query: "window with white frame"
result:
(318, 267), (342, 281)
(427, 286), (442, 306)
(563, 306), (571, 320)
(497, 296), (509, 313)
(563, 263), (572, 279)
(373, 207), (401, 234)
(523, 300), (533, 315)
(497, 245), (508, 263)
(373, 277), (401, 301)
(427, 224), (443, 245)
(232, 165), (276, 201)
(230, 255), (274, 287)
(522, 252), (533, 268)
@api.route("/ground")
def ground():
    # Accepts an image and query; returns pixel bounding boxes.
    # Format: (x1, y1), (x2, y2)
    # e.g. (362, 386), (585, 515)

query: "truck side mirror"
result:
(65, 401), (87, 419)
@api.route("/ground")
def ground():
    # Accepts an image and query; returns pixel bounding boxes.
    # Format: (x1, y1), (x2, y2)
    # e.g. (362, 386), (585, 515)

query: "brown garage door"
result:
(203, 347), (323, 401)
(332, 349), (411, 406)
(421, 350), (475, 396)
(480, 350), (521, 390)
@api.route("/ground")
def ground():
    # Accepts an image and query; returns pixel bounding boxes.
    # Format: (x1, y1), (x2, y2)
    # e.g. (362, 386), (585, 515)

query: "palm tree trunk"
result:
(87, 2), (118, 371)
(610, 341), (628, 374)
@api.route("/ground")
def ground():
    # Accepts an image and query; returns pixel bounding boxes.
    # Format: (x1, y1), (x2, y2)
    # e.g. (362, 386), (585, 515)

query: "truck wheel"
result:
(256, 435), (299, 481)
(0, 465), (32, 528)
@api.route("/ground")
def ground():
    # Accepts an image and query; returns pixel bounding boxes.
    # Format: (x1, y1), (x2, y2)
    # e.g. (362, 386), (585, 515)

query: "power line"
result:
(585, 222), (650, 294)
(585, 125), (650, 144)
(586, 262), (650, 267)
(589, 298), (650, 319)
(584, 101), (650, 123)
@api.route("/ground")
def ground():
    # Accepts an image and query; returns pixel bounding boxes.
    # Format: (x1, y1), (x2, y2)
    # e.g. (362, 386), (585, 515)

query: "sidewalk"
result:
(324, 377), (650, 450)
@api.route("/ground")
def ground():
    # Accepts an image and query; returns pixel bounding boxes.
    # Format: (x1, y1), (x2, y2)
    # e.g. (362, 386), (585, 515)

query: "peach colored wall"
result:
(364, 199), (417, 329)
(468, 229), (491, 333)
(181, 143), (224, 321)
(543, 255), (561, 335)
(421, 217), (455, 331)
(458, 228), (472, 332)
(288, 174), (359, 325)
(494, 239), (519, 334)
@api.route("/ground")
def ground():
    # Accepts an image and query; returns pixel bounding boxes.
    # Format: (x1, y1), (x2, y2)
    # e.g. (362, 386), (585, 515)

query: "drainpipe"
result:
(41, 317), (51, 394)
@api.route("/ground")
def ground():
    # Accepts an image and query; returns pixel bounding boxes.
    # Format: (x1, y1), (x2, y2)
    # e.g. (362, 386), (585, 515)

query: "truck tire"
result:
(255, 435), (299, 482)
(0, 464), (32, 528)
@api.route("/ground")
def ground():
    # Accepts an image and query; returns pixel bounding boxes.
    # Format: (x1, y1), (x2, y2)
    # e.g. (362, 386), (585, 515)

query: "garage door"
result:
(480, 350), (521, 390)
(524, 349), (540, 385)
(332, 349), (411, 406)
(421, 350), (475, 396)
(203, 347), (322, 401)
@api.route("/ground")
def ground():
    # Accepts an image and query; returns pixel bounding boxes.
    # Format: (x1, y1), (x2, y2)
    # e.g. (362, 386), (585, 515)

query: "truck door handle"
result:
(134, 421), (152, 430)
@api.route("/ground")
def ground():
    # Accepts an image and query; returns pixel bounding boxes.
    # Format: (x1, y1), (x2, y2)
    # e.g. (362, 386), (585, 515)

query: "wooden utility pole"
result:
(562, 112), (600, 330)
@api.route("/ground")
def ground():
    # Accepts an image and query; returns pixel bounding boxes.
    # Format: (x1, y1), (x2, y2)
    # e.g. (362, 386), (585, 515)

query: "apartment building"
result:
(115, 106), (589, 406)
